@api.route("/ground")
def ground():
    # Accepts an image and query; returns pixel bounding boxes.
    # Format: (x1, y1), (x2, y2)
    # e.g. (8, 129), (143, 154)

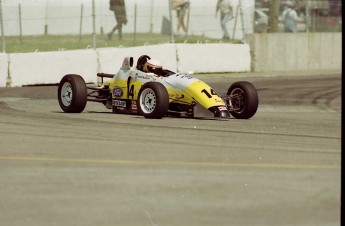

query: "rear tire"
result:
(58, 74), (87, 113)
(227, 81), (258, 119)
(137, 82), (169, 119)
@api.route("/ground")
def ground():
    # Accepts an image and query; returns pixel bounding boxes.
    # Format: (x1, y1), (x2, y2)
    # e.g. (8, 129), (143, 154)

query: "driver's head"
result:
(286, 0), (295, 8)
(143, 59), (163, 75)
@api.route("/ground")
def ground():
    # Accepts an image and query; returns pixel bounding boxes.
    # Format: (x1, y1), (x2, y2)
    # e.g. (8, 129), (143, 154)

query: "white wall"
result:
(97, 44), (178, 74)
(0, 43), (251, 87)
(247, 32), (342, 72)
(177, 43), (251, 73)
(2, 31), (342, 87)
(0, 54), (8, 87)
(9, 49), (98, 87)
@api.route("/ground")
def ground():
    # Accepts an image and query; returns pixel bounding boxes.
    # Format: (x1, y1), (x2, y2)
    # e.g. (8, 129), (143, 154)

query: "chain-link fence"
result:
(255, 0), (342, 33)
(0, 0), (342, 53)
(0, 0), (253, 36)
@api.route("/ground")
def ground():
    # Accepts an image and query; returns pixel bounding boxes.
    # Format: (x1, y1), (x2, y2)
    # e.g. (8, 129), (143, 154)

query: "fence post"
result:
(133, 4), (137, 44)
(149, 0), (153, 33)
(305, 3), (309, 33)
(239, 0), (246, 42)
(0, 0), (5, 53)
(168, 0), (175, 43)
(79, 4), (84, 42)
(19, 4), (23, 44)
(92, 0), (96, 50)
(184, 2), (190, 40)
(44, 0), (48, 35)
(232, 5), (239, 39)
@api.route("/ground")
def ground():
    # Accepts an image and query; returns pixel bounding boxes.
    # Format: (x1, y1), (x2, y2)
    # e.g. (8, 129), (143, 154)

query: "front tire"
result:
(137, 82), (169, 119)
(227, 81), (258, 119)
(58, 74), (87, 113)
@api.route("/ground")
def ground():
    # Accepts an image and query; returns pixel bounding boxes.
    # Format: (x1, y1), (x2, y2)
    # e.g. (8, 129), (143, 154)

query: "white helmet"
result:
(286, 1), (295, 7)
(143, 59), (163, 74)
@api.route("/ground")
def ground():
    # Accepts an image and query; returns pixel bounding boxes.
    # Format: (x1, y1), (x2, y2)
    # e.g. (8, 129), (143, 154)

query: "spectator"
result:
(108, 0), (127, 41)
(216, 0), (233, 39)
(281, 1), (298, 33)
(172, 0), (190, 34)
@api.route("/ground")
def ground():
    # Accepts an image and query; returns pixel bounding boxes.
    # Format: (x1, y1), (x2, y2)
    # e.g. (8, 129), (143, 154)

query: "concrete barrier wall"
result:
(247, 32), (342, 72)
(177, 44), (251, 73)
(0, 43), (250, 87)
(2, 32), (340, 87)
(97, 44), (178, 74)
(9, 50), (98, 87)
(0, 54), (8, 87)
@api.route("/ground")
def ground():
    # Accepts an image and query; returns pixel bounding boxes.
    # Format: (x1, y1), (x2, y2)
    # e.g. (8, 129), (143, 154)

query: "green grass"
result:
(1, 33), (241, 53)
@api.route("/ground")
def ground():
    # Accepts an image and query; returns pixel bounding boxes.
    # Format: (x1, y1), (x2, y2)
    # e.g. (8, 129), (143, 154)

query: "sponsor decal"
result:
(135, 73), (150, 80)
(113, 87), (123, 98)
(177, 73), (193, 79)
(218, 106), (228, 111)
(131, 101), (137, 111)
(112, 100), (127, 107)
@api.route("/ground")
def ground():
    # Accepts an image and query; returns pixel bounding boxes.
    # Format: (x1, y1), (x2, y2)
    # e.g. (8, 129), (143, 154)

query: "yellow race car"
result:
(58, 55), (258, 119)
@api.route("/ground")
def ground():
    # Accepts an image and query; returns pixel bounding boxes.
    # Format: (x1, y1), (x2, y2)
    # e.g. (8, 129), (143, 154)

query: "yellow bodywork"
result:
(107, 78), (195, 105)
(106, 68), (225, 110)
(182, 80), (225, 109)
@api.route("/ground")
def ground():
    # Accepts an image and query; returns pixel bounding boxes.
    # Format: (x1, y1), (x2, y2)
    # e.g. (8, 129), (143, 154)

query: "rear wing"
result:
(96, 73), (114, 84)
(97, 73), (114, 79)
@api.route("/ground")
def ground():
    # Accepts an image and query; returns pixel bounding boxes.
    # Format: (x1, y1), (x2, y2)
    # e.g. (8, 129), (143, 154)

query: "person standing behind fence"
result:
(216, 0), (233, 40)
(172, 0), (189, 34)
(108, 0), (127, 41)
(281, 1), (298, 33)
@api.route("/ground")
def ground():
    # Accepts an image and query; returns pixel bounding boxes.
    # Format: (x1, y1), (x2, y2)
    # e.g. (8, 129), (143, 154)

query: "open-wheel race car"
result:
(58, 55), (258, 119)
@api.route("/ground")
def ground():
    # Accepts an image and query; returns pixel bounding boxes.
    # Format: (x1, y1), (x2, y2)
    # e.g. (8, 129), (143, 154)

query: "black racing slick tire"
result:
(58, 74), (87, 113)
(137, 82), (169, 119)
(227, 81), (258, 119)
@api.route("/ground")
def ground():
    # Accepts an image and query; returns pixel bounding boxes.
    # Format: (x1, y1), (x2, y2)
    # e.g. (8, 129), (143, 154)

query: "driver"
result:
(143, 59), (163, 76)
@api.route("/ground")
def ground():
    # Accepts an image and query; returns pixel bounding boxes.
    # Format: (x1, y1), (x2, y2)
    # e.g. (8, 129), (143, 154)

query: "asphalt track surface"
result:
(0, 72), (341, 226)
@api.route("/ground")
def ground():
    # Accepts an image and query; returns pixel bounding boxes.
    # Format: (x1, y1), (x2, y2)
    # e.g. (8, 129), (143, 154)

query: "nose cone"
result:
(217, 110), (231, 118)
(209, 106), (230, 118)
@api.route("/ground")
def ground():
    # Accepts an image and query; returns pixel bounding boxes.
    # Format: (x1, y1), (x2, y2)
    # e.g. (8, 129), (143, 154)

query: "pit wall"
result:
(0, 43), (251, 87)
(246, 32), (342, 72)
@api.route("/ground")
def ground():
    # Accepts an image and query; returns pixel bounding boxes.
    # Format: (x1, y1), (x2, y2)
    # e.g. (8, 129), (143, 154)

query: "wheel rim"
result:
(61, 82), (73, 107)
(140, 88), (156, 114)
(230, 88), (245, 114)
